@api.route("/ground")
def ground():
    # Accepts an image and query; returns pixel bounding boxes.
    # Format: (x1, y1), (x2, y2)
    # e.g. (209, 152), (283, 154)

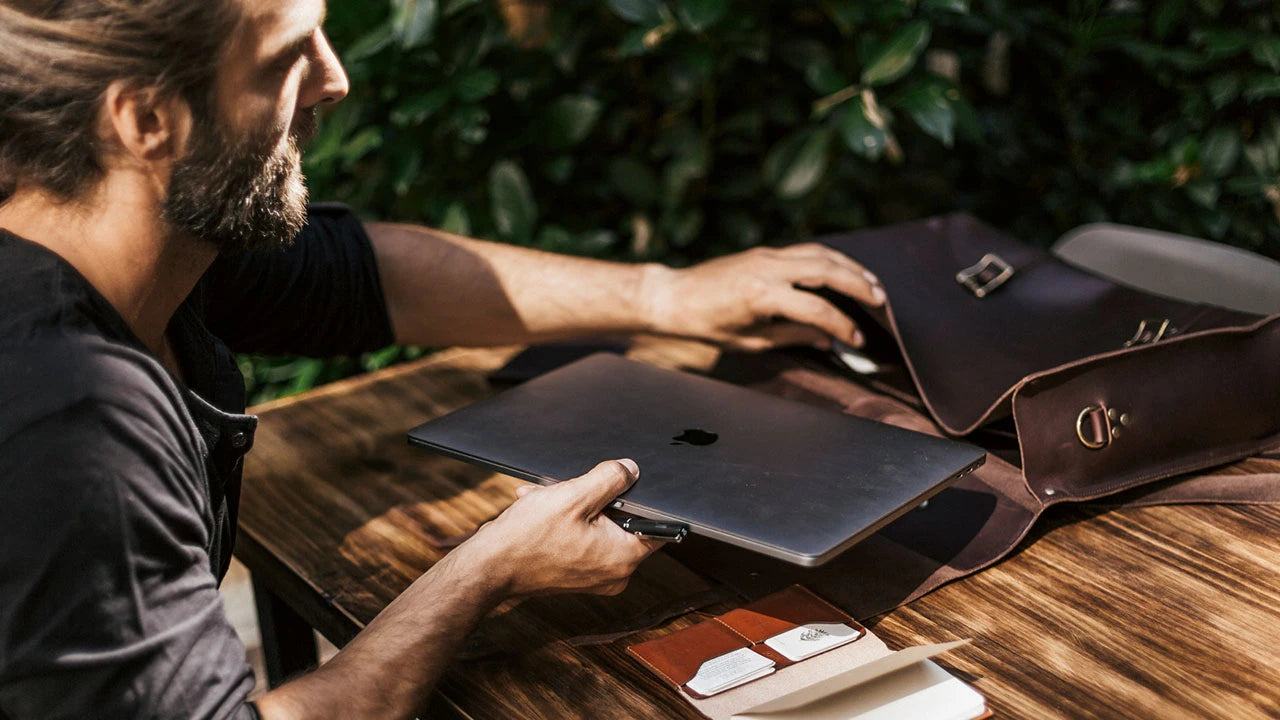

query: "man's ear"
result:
(99, 80), (193, 166)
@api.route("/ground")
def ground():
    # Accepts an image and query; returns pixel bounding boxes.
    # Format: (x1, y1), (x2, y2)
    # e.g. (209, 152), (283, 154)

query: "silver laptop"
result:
(407, 354), (985, 567)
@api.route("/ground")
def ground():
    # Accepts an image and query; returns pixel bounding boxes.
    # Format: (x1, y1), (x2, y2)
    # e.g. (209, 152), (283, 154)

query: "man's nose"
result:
(304, 29), (349, 107)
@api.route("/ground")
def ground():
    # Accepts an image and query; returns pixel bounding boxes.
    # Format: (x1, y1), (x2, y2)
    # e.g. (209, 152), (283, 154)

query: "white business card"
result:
(685, 647), (776, 696)
(763, 622), (861, 662)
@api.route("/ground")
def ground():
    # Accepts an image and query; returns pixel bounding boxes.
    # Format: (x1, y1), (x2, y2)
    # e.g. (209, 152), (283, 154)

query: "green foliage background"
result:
(242, 0), (1280, 404)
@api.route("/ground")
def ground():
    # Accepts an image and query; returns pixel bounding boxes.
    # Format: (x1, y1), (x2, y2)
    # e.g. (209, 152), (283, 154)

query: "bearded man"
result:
(0, 1), (883, 718)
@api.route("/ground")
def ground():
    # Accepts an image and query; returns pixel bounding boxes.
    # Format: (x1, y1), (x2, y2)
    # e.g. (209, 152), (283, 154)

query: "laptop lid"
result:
(407, 354), (985, 567)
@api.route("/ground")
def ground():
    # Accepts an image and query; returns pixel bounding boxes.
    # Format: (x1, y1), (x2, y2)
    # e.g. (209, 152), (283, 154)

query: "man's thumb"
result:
(567, 458), (639, 517)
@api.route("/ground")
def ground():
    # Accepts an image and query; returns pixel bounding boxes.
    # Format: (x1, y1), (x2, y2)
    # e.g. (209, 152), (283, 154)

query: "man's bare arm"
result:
(254, 459), (655, 720)
(366, 222), (885, 352)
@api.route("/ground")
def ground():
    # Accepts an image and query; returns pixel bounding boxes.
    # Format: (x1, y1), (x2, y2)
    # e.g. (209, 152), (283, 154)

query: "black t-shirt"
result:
(0, 204), (394, 719)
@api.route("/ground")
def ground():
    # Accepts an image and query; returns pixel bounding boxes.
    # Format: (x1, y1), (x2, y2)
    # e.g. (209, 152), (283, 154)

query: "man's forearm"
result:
(367, 221), (668, 347)
(254, 543), (506, 720)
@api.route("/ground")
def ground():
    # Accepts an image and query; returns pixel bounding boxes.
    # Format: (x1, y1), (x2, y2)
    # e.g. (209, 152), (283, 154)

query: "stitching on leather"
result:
(711, 616), (756, 644)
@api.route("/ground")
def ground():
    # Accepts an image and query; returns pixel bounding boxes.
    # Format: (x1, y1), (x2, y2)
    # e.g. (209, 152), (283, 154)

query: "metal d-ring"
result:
(1076, 404), (1111, 449)
(1076, 404), (1131, 449)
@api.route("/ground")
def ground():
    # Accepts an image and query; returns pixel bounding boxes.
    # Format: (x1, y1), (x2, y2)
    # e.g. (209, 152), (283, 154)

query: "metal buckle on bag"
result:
(1076, 404), (1131, 450)
(956, 253), (1014, 298)
(1123, 318), (1177, 347)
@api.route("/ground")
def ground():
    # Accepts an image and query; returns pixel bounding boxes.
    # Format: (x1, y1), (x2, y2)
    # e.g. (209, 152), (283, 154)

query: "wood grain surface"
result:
(236, 340), (1280, 719)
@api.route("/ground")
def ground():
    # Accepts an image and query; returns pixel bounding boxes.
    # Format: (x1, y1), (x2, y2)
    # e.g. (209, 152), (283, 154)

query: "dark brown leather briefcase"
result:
(821, 212), (1280, 504)
(673, 213), (1280, 619)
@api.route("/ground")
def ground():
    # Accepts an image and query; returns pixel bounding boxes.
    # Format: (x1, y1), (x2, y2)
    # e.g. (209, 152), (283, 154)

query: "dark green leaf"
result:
(284, 359), (325, 396)
(1199, 128), (1240, 178)
(1243, 119), (1280, 175)
(1119, 42), (1207, 72)
(391, 149), (422, 196)
(1129, 158), (1178, 184)
(1207, 74), (1242, 108)
(618, 27), (652, 57)
(951, 93), (982, 144)
(390, 88), (451, 126)
(861, 21), (932, 87)
(668, 208), (704, 247)
(607, 0), (664, 25)
(542, 95), (603, 148)
(677, 0), (728, 32)
(577, 230), (619, 255)
(392, 0), (438, 49)
(1184, 180), (1219, 209)
(893, 81), (956, 147)
(609, 158), (660, 207)
(440, 202), (471, 236)
(681, 46), (717, 79)
(1172, 137), (1198, 166)
(823, 0), (860, 36)
(1225, 176), (1279, 195)
(535, 225), (575, 252)
(454, 68), (500, 102)
(865, 2), (913, 24)
(1190, 29), (1250, 58)
(1251, 37), (1280, 72)
(1192, 0), (1224, 16)
(303, 101), (360, 168)
(451, 106), (489, 144)
(719, 212), (763, 249)
(489, 161), (537, 243)
(1244, 75), (1280, 102)
(443, 0), (481, 17)
(343, 23), (394, 63)
(837, 96), (888, 160)
(806, 62), (849, 95)
(779, 39), (833, 74)
(542, 156), (575, 184)
(363, 347), (402, 372)
(661, 158), (704, 209)
(765, 127), (834, 199)
(922, 0), (969, 13)
(1201, 210), (1231, 240)
(340, 128), (383, 164)
(1151, 0), (1185, 40)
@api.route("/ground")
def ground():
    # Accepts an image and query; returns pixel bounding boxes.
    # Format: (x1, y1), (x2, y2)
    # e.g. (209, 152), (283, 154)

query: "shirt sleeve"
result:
(201, 202), (396, 357)
(0, 360), (258, 719)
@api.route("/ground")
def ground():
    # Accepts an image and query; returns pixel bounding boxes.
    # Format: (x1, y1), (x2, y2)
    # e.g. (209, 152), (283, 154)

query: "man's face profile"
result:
(162, 0), (341, 254)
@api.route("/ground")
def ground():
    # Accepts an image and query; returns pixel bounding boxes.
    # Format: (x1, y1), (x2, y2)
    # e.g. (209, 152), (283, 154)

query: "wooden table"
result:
(235, 339), (1280, 719)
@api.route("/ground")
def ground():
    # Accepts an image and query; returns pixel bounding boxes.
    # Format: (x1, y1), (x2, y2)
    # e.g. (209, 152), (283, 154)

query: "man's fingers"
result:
(759, 288), (860, 346)
(563, 458), (640, 518)
(514, 483), (541, 498)
(747, 322), (844, 350)
(769, 243), (885, 306)
(783, 243), (881, 284)
(785, 256), (885, 308)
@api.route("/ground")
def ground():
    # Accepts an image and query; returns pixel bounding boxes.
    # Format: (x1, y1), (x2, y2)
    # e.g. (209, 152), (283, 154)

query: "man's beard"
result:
(162, 111), (316, 253)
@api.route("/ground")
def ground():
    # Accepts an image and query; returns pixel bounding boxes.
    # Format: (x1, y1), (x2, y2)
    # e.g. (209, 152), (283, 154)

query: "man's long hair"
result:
(0, 0), (239, 202)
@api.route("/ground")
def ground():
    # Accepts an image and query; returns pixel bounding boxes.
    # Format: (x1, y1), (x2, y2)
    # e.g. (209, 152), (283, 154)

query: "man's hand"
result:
(257, 458), (656, 720)
(642, 243), (885, 352)
(465, 458), (659, 597)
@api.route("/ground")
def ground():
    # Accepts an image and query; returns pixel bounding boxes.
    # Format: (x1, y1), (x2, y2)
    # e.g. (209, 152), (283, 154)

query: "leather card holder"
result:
(627, 615), (751, 695)
(627, 585), (864, 697)
(716, 584), (862, 643)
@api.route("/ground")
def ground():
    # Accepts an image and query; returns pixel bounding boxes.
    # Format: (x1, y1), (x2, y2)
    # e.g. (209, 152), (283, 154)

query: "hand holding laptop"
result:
(462, 458), (662, 598)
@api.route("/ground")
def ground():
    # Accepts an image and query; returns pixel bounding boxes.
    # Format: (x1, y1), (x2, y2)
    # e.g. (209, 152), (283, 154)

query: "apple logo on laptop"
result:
(671, 428), (718, 446)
